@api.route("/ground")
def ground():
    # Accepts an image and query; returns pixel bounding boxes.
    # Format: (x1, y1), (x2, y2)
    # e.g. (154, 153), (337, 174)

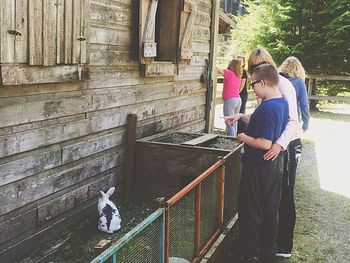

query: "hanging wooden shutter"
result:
(0, 0), (28, 64)
(28, 0), (89, 66)
(139, 0), (158, 64)
(178, 0), (197, 63)
(0, 0), (89, 85)
(65, 0), (89, 65)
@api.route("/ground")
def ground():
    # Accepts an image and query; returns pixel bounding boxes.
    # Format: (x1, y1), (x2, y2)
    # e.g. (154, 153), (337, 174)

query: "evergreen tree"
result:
(258, 0), (350, 75)
(229, 0), (350, 75)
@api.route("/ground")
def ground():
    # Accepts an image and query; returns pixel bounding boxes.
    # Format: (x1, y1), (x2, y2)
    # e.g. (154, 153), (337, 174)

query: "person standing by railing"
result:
(276, 56), (310, 258)
(217, 59), (242, 136)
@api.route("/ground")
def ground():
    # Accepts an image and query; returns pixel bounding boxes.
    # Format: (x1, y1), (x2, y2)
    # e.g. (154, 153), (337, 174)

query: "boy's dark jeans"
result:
(238, 154), (284, 258)
(277, 138), (302, 252)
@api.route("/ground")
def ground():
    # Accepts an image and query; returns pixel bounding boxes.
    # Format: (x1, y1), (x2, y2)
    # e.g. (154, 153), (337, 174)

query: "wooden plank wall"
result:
(0, 0), (213, 260)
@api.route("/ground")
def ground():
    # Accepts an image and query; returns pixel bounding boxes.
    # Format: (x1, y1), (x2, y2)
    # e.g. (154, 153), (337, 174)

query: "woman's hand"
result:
(263, 143), (282, 161)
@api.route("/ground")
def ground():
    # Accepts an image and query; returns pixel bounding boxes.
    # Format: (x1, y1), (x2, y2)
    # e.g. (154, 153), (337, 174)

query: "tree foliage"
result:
(227, 0), (350, 75)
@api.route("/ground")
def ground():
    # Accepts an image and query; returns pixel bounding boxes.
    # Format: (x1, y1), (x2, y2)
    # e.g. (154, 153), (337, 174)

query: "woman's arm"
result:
(217, 67), (224, 75)
(298, 79), (310, 131)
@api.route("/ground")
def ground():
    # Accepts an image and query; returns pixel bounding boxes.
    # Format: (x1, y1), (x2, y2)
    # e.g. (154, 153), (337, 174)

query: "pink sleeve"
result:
(276, 76), (302, 149)
(223, 69), (230, 79)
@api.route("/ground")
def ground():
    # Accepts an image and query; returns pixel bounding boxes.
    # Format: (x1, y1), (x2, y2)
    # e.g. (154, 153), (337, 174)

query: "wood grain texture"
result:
(0, 147), (124, 215)
(0, 0), (15, 63)
(14, 0), (28, 63)
(28, 0), (43, 65)
(43, 0), (57, 66)
(37, 171), (118, 222)
(0, 64), (90, 85)
(0, 0), (213, 258)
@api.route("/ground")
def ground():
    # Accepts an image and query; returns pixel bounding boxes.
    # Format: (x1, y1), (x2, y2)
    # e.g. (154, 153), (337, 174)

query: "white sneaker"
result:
(276, 251), (291, 258)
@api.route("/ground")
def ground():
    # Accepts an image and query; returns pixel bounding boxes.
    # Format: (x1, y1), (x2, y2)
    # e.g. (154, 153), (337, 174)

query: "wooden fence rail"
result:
(306, 74), (350, 103)
(215, 74), (350, 108)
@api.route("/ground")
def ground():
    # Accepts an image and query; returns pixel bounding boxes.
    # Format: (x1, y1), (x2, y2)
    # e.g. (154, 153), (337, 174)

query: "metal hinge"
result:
(77, 36), (86, 41)
(7, 29), (22, 36)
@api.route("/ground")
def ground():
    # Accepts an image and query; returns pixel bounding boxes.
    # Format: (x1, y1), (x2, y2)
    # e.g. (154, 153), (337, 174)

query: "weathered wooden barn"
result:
(0, 0), (238, 261)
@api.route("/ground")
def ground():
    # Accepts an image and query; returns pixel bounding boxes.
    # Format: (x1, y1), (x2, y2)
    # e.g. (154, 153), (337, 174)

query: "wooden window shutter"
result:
(62, 0), (89, 65)
(28, 0), (89, 66)
(0, 0), (89, 86)
(139, 0), (158, 64)
(0, 0), (28, 64)
(178, 0), (197, 63)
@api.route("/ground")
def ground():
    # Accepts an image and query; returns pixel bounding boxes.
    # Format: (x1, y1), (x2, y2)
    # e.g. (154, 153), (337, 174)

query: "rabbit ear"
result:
(106, 187), (115, 197)
(100, 191), (106, 197)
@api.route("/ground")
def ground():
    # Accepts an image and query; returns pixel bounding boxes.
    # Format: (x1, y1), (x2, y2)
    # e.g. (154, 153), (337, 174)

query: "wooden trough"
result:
(133, 132), (243, 223)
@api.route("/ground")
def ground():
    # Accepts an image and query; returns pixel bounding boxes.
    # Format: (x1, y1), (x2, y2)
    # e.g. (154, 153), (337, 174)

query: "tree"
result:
(227, 0), (350, 75)
(257, 0), (350, 75)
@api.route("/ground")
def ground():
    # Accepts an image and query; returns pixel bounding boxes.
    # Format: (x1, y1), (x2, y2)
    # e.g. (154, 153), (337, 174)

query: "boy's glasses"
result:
(250, 80), (262, 88)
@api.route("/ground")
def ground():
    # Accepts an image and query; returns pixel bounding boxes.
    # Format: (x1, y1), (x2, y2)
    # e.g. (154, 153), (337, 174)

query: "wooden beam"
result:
(143, 62), (175, 77)
(0, 64), (89, 85)
(182, 134), (218, 146)
(306, 74), (350, 81)
(208, 0), (220, 133)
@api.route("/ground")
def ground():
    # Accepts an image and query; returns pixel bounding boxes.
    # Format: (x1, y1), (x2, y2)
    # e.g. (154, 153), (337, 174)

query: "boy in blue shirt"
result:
(225, 64), (289, 263)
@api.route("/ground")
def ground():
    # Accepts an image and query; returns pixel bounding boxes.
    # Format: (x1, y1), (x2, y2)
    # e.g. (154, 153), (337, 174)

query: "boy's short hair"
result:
(251, 64), (279, 88)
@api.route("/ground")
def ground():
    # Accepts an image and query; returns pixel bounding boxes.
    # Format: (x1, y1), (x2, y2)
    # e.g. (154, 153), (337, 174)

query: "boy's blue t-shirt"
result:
(243, 97), (289, 162)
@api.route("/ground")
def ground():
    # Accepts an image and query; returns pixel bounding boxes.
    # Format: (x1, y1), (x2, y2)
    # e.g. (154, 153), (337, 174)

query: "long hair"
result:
(248, 48), (276, 75)
(227, 58), (243, 76)
(279, 56), (306, 80)
(237, 55), (245, 68)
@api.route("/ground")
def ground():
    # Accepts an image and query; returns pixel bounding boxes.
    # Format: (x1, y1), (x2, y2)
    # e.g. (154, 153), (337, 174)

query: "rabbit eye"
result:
(99, 220), (102, 223)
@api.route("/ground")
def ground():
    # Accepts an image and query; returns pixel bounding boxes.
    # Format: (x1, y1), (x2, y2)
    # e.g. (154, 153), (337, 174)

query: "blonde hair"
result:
(248, 48), (276, 74)
(279, 56), (306, 80)
(227, 58), (243, 77)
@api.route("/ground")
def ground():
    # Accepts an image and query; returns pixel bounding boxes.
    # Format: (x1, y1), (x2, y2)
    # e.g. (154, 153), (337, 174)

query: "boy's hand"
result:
(236, 133), (245, 143)
(224, 114), (241, 125)
(263, 143), (282, 160)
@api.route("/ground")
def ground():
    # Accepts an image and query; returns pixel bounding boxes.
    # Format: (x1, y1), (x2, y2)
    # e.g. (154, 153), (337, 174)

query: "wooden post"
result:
(310, 79), (317, 110)
(165, 203), (170, 263)
(194, 184), (201, 258)
(124, 114), (137, 193)
(207, 0), (220, 133)
(218, 163), (225, 225)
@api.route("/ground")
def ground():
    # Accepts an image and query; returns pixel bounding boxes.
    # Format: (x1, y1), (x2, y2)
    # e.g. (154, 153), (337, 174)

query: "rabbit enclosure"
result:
(18, 132), (243, 263)
(133, 132), (243, 224)
(90, 132), (243, 262)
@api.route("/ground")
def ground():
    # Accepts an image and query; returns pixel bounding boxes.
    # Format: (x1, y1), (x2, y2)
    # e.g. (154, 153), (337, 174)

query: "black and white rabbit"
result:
(98, 187), (121, 233)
